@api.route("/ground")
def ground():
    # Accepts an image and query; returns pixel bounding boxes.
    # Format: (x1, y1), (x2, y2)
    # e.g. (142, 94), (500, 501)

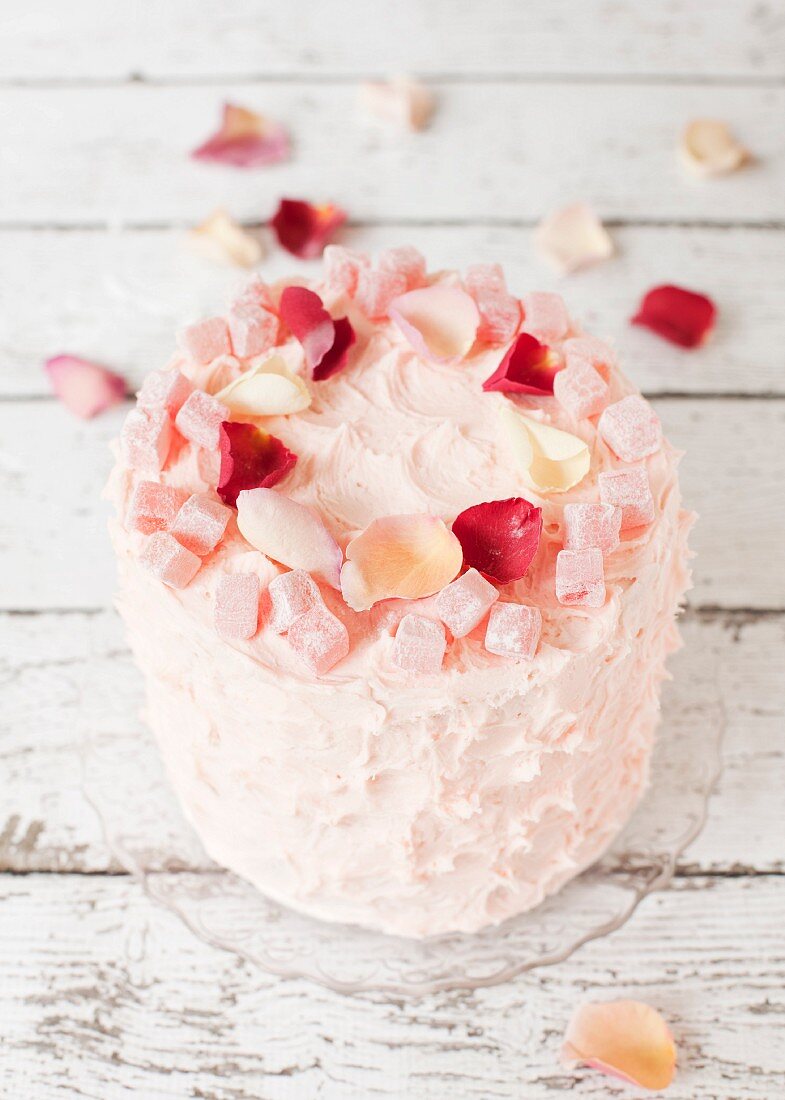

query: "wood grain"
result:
(2, 0), (783, 80)
(0, 873), (783, 1099)
(2, 611), (782, 876)
(3, 223), (784, 398)
(0, 83), (782, 225)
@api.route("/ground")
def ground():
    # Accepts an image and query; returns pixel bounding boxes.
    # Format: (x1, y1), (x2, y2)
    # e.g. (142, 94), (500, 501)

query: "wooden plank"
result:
(3, 223), (784, 398)
(0, 83), (782, 225)
(0, 398), (781, 611)
(0, 872), (783, 1098)
(2, 0), (782, 80)
(2, 610), (782, 876)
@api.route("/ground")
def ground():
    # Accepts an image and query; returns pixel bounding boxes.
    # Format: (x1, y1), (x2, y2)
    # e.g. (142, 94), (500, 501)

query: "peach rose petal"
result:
(45, 355), (127, 419)
(191, 103), (289, 168)
(215, 356), (311, 417)
(236, 488), (342, 588)
(270, 199), (347, 259)
(340, 515), (463, 611)
(681, 119), (749, 177)
(500, 403), (590, 494)
(563, 1000), (676, 1091)
(535, 203), (614, 275)
(190, 209), (263, 268)
(358, 76), (435, 131)
(389, 286), (480, 364)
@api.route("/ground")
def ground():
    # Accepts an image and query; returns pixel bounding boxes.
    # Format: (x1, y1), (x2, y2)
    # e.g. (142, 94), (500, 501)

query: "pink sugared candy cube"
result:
(555, 548), (606, 608)
(598, 394), (662, 462)
(599, 465), (655, 530)
(354, 266), (407, 319)
(379, 246), (426, 289)
(521, 292), (569, 342)
(171, 493), (231, 556)
(227, 302), (279, 358)
(484, 602), (542, 660)
(464, 263), (521, 345)
(268, 569), (323, 633)
(563, 336), (616, 374)
(553, 358), (609, 419)
(140, 531), (201, 589)
(323, 246), (368, 296)
(177, 317), (232, 365)
(391, 614), (446, 674)
(287, 605), (350, 675)
(174, 390), (230, 450)
(214, 573), (260, 640)
(435, 568), (499, 638)
(563, 502), (622, 554)
(120, 407), (172, 473)
(137, 369), (194, 416)
(126, 480), (186, 535)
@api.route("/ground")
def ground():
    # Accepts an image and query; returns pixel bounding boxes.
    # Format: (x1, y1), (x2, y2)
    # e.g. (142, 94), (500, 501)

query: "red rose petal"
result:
(482, 333), (559, 395)
(452, 498), (543, 584)
(217, 422), (297, 506)
(632, 284), (716, 348)
(45, 354), (127, 419)
(270, 198), (347, 259)
(191, 103), (289, 168)
(279, 286), (356, 381)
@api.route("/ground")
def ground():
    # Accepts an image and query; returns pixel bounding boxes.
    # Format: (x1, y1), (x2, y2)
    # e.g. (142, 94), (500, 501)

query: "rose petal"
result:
(388, 286), (480, 364)
(632, 284), (716, 348)
(270, 199), (347, 259)
(189, 209), (263, 268)
(236, 488), (342, 588)
(535, 203), (614, 274)
(452, 498), (542, 584)
(563, 1001), (676, 1091)
(500, 404), (590, 494)
(340, 515), (462, 611)
(218, 423), (297, 506)
(191, 103), (289, 168)
(215, 356), (311, 417)
(278, 286), (356, 380)
(45, 355), (127, 419)
(681, 118), (749, 177)
(482, 333), (559, 395)
(358, 76), (435, 131)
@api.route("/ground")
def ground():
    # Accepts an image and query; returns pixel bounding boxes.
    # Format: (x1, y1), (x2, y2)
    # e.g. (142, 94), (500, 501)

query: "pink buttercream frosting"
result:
(108, 254), (692, 938)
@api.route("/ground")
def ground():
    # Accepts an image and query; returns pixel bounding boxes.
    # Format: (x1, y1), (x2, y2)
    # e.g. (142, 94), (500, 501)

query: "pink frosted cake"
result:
(108, 248), (691, 938)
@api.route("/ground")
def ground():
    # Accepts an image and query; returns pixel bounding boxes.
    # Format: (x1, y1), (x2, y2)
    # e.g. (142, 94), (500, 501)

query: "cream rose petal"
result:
(340, 514), (463, 611)
(190, 209), (264, 268)
(216, 355), (311, 417)
(681, 119), (749, 177)
(236, 489), (342, 589)
(500, 403), (590, 493)
(563, 1000), (677, 1091)
(388, 286), (480, 364)
(535, 203), (614, 275)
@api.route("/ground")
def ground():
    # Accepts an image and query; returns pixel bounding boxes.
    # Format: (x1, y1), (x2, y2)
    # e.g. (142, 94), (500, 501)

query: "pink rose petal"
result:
(389, 286), (480, 364)
(236, 488), (342, 588)
(632, 284), (717, 348)
(340, 514), (463, 611)
(563, 1001), (676, 1091)
(279, 286), (356, 380)
(482, 333), (559, 395)
(45, 355), (127, 419)
(270, 198), (347, 259)
(452, 498), (543, 584)
(191, 103), (289, 168)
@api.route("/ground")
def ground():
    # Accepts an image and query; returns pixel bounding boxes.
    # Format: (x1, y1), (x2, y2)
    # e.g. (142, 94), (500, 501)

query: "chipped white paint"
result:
(1, 1), (784, 1095)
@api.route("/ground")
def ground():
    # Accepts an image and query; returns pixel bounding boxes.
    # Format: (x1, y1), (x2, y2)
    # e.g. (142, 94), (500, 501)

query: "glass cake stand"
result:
(81, 648), (723, 995)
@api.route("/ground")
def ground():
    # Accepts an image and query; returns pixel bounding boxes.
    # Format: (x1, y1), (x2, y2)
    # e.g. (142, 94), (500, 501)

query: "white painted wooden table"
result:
(1, 2), (784, 1096)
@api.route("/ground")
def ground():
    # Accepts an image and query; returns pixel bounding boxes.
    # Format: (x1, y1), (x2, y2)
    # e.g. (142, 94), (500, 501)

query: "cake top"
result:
(109, 246), (680, 683)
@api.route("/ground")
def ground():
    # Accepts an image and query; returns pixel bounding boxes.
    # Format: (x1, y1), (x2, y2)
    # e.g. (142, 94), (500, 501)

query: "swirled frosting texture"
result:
(108, 263), (692, 937)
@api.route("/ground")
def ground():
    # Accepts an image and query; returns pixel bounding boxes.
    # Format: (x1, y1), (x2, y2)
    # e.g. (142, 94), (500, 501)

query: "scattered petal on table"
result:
(563, 1000), (677, 1091)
